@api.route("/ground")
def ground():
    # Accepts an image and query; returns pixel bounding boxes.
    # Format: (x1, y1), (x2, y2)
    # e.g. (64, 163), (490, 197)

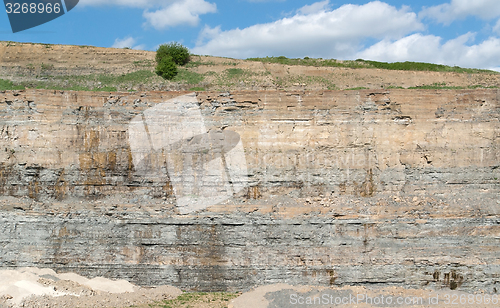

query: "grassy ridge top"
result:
(1, 41), (499, 92)
(247, 56), (498, 74)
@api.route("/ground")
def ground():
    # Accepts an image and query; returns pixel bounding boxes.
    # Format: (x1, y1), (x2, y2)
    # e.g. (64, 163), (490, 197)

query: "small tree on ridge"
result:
(156, 42), (190, 66)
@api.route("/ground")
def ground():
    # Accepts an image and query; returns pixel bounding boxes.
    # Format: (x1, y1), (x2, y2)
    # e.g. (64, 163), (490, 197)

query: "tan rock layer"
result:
(0, 89), (498, 201)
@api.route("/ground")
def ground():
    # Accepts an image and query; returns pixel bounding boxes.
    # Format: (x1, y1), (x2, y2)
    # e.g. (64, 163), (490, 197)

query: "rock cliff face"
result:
(0, 89), (499, 292)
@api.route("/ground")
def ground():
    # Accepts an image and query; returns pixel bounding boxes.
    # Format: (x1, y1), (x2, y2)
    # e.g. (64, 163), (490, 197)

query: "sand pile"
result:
(0, 267), (181, 308)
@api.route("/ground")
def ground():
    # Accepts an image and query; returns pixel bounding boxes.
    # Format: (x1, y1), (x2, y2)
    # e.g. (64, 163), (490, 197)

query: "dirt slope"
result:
(1, 41), (499, 91)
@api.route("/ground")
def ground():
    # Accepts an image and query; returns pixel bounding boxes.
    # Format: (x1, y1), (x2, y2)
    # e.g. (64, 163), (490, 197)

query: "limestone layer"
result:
(0, 89), (499, 292)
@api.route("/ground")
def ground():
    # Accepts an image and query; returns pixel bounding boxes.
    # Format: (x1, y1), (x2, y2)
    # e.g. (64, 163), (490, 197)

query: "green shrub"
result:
(156, 42), (190, 66)
(156, 56), (178, 80)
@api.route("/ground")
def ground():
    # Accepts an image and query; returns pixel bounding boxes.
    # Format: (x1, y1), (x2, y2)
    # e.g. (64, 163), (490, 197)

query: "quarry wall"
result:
(0, 89), (499, 292)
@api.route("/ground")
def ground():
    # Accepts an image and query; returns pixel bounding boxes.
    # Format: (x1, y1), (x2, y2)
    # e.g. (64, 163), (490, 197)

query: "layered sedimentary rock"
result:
(0, 89), (499, 292)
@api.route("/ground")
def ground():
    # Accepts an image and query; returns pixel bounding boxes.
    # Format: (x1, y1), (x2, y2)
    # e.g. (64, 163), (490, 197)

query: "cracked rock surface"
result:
(0, 89), (499, 293)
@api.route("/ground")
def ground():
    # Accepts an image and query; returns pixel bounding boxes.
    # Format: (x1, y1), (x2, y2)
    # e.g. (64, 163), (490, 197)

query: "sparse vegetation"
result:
(1, 42), (499, 92)
(468, 85), (499, 89)
(100, 70), (156, 84)
(2, 70), (158, 92)
(173, 69), (204, 84)
(247, 56), (499, 74)
(151, 291), (240, 308)
(408, 83), (464, 90)
(0, 79), (24, 91)
(247, 56), (369, 69)
(185, 58), (216, 68)
(40, 63), (54, 71)
(189, 87), (206, 91)
(133, 59), (154, 67)
(360, 59), (497, 74)
(346, 87), (368, 90)
(225, 68), (245, 78)
(58, 70), (156, 90)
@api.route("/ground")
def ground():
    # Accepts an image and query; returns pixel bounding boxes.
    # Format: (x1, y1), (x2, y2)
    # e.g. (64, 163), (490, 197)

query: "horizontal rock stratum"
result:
(0, 89), (499, 292)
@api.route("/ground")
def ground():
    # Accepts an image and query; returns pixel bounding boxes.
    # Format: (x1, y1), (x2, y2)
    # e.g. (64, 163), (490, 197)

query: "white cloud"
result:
(111, 37), (145, 50)
(420, 0), (500, 25)
(79, 0), (216, 29)
(193, 1), (423, 59)
(494, 19), (500, 34)
(297, 0), (329, 15)
(143, 0), (216, 29)
(357, 33), (500, 71)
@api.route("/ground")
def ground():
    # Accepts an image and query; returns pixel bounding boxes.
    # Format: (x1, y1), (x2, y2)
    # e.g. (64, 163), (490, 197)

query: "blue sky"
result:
(1, 0), (500, 70)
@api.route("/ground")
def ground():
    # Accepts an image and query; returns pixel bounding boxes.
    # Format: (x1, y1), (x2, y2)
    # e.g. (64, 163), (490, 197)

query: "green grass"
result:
(189, 87), (206, 91)
(208, 68), (262, 88)
(247, 56), (368, 69)
(360, 59), (496, 74)
(2, 70), (156, 92)
(95, 86), (118, 92)
(225, 68), (245, 78)
(407, 82), (465, 89)
(172, 69), (204, 84)
(156, 292), (240, 308)
(247, 56), (498, 74)
(346, 87), (368, 90)
(94, 70), (156, 84)
(0, 79), (25, 91)
(50, 70), (156, 85)
(467, 85), (499, 89)
(50, 70), (156, 91)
